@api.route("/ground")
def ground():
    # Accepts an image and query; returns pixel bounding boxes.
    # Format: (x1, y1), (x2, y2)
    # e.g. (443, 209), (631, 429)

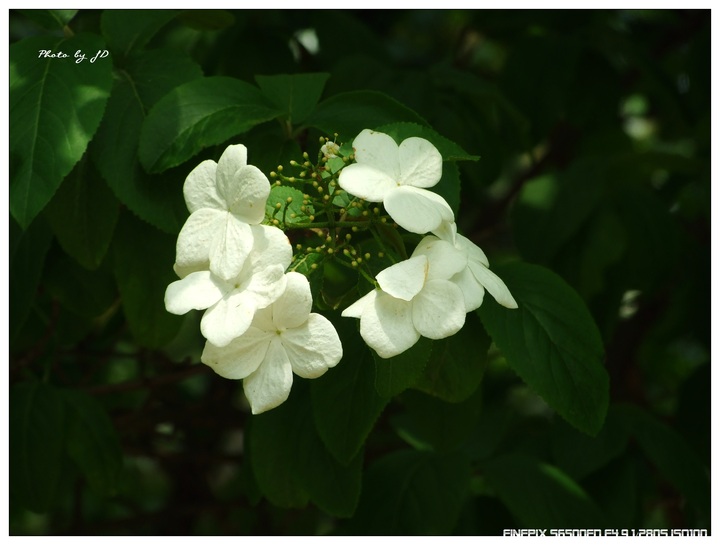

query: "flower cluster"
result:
(165, 129), (517, 413)
(338, 129), (517, 358)
(164, 145), (342, 414)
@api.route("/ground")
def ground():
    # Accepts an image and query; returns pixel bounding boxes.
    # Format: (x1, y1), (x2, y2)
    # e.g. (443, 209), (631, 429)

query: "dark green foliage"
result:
(9, 9), (710, 536)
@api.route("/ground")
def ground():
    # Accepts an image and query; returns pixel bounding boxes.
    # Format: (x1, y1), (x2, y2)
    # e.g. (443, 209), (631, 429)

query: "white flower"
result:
(175, 144), (271, 281)
(165, 225), (292, 347)
(415, 222), (518, 312)
(201, 272), (343, 414)
(337, 129), (454, 234)
(342, 250), (467, 359)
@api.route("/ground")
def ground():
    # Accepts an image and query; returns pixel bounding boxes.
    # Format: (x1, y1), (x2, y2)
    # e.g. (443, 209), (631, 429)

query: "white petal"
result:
(352, 129), (400, 180)
(245, 264), (288, 310)
(209, 215), (253, 281)
(398, 137), (443, 189)
(376, 255), (427, 301)
(220, 165), (271, 224)
(164, 271), (226, 315)
(451, 267), (486, 312)
(337, 163), (397, 202)
(215, 144), (248, 195)
(243, 338), (294, 414)
(412, 279), (466, 340)
(469, 262), (518, 309)
(455, 233), (489, 267)
(183, 160), (223, 213)
(360, 291), (419, 359)
(411, 236), (467, 281)
(175, 208), (226, 272)
(282, 314), (343, 378)
(342, 289), (376, 318)
(200, 292), (257, 347)
(246, 225), (293, 273)
(201, 328), (272, 379)
(251, 305), (276, 333)
(431, 220), (458, 245)
(173, 261), (209, 280)
(272, 272), (312, 330)
(384, 186), (455, 234)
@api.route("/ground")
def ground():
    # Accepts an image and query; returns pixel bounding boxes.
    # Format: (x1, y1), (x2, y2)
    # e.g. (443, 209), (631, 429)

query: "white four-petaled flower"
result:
(175, 144), (272, 280)
(165, 225), (292, 347)
(416, 222), (518, 312)
(342, 247), (467, 358)
(201, 272), (343, 414)
(337, 129), (454, 235)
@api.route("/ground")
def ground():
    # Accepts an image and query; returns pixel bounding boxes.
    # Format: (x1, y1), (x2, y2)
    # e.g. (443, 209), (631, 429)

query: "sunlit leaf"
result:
(139, 76), (281, 173)
(10, 33), (113, 228)
(255, 72), (329, 125)
(91, 48), (202, 233)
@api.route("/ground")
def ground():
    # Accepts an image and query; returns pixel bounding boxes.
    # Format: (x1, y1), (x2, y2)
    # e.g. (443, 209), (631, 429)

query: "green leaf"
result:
(296, 432), (363, 518)
(305, 90), (428, 141)
(9, 217), (54, 342)
(10, 33), (113, 229)
(249, 383), (361, 516)
(60, 389), (123, 495)
(348, 449), (471, 535)
(621, 404), (710, 520)
(255, 72), (330, 125)
(415, 312), (490, 403)
(265, 185), (313, 228)
(139, 76), (281, 173)
(288, 251), (324, 276)
(17, 9), (78, 29)
(374, 337), (433, 398)
(44, 158), (119, 270)
(10, 382), (67, 513)
(551, 404), (631, 480)
(247, 408), (309, 509)
(242, 123), (302, 176)
(101, 10), (179, 58)
(311, 319), (389, 464)
(91, 48), (203, 233)
(478, 262), (608, 435)
(483, 453), (607, 529)
(43, 254), (117, 318)
(392, 388), (483, 453)
(112, 212), (183, 347)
